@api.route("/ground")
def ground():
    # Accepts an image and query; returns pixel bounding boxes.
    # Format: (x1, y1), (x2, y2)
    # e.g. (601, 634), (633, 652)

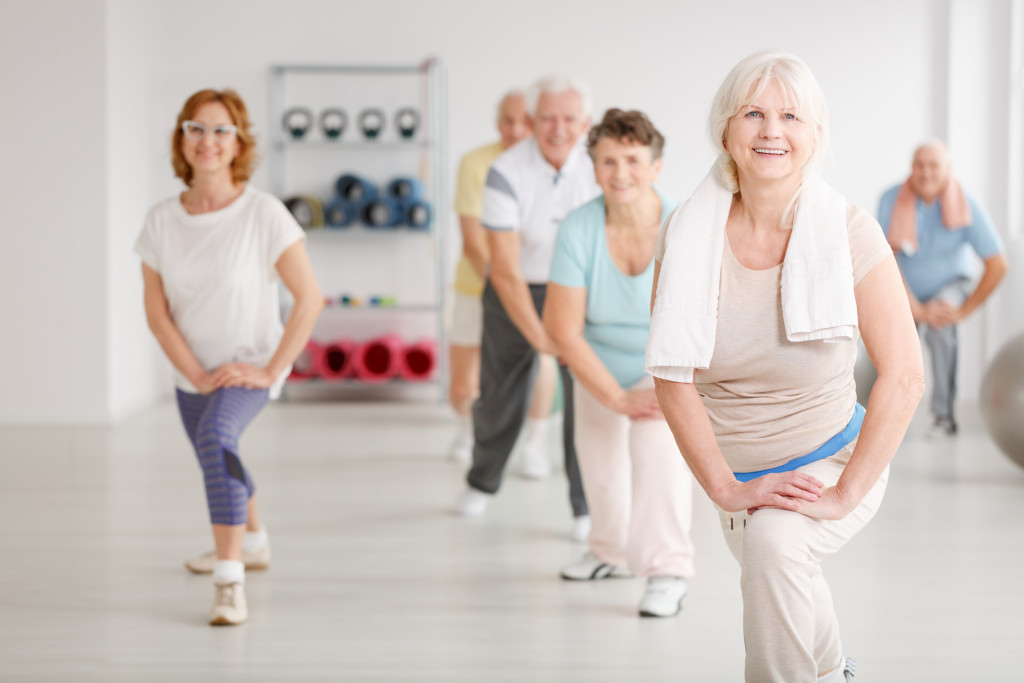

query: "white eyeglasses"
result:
(181, 120), (238, 141)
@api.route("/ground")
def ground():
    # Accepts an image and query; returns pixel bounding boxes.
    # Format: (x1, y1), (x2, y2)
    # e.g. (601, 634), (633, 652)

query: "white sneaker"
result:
(926, 417), (957, 439)
(448, 427), (473, 465)
(560, 551), (632, 581)
(209, 582), (248, 626)
(570, 515), (591, 543)
(453, 487), (491, 517)
(185, 542), (271, 574)
(638, 576), (688, 617)
(842, 657), (856, 682)
(518, 443), (552, 480)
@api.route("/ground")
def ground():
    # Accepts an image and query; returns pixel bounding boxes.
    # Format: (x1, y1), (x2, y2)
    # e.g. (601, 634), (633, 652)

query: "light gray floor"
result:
(1, 400), (1022, 682)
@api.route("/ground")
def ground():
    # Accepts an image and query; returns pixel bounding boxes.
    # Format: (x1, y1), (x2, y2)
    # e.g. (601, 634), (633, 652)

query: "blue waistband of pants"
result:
(733, 403), (865, 483)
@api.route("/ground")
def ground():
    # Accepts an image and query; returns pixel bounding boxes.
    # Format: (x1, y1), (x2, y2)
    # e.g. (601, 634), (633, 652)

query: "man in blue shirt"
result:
(878, 140), (1008, 437)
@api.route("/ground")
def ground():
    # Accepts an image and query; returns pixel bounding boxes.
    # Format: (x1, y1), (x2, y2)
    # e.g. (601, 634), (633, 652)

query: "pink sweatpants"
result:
(573, 378), (695, 578)
(718, 440), (888, 682)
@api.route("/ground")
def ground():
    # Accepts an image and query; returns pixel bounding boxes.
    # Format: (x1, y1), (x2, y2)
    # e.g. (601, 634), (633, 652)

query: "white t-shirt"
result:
(480, 138), (599, 284)
(134, 185), (306, 398)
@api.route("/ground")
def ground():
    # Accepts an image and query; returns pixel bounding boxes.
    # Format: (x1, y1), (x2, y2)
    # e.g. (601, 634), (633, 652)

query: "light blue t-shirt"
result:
(549, 188), (679, 389)
(878, 185), (1003, 302)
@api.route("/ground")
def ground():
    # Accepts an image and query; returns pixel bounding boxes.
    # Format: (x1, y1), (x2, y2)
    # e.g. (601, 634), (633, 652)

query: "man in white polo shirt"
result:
(454, 75), (600, 540)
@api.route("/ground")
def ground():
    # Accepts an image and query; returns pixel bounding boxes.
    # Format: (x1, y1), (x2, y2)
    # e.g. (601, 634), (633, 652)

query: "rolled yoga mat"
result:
(288, 340), (321, 381)
(351, 335), (403, 384)
(403, 199), (431, 229)
(284, 195), (324, 230)
(324, 197), (358, 228)
(315, 340), (356, 380)
(398, 339), (436, 382)
(335, 174), (378, 204)
(386, 177), (424, 202)
(361, 197), (404, 228)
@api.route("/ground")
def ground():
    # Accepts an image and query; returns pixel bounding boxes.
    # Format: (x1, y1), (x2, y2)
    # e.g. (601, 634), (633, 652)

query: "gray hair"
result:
(525, 75), (592, 118)
(707, 50), (829, 194)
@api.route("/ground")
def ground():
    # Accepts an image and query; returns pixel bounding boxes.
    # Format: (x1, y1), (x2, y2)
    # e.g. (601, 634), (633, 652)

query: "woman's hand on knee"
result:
(211, 363), (274, 390)
(719, 472), (824, 513)
(788, 486), (853, 520)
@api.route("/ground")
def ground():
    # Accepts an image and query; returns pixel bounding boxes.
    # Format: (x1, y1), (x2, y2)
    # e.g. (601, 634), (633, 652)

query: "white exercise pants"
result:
(718, 441), (888, 682)
(574, 377), (696, 578)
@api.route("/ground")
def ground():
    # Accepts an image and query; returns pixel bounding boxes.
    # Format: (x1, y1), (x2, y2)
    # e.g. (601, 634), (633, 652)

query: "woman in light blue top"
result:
(544, 109), (695, 618)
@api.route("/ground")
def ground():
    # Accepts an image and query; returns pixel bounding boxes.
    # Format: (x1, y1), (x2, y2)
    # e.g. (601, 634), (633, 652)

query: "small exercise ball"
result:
(854, 340), (877, 406)
(980, 332), (1024, 468)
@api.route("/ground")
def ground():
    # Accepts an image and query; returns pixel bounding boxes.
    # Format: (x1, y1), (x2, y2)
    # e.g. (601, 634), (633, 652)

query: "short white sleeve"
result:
(480, 165), (520, 232)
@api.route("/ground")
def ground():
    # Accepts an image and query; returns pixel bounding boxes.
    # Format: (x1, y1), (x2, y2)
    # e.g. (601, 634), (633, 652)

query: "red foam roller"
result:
(316, 339), (356, 380)
(288, 340), (321, 382)
(398, 338), (436, 382)
(351, 334), (403, 384)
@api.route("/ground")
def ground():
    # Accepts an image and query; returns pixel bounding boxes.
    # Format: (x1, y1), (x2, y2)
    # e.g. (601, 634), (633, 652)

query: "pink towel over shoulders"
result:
(887, 176), (972, 254)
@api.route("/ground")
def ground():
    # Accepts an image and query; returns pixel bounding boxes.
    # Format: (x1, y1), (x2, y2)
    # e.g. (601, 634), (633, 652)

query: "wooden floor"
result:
(1, 399), (1022, 682)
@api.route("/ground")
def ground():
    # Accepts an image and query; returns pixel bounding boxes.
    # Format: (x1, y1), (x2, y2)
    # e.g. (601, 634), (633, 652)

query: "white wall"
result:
(1, 0), (1019, 423)
(0, 0), (111, 424)
(106, 0), (171, 422)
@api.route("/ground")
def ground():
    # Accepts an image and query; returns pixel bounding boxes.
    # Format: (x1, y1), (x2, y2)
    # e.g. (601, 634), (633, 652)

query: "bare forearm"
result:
(958, 254), (1008, 320)
(265, 295), (325, 378)
(147, 313), (208, 387)
(552, 333), (626, 410)
(460, 217), (490, 280)
(836, 366), (925, 506)
(491, 270), (548, 350)
(654, 378), (735, 504)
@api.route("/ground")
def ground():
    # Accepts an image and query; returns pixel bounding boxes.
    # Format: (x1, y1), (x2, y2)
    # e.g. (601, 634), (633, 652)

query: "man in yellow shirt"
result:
(449, 90), (558, 480)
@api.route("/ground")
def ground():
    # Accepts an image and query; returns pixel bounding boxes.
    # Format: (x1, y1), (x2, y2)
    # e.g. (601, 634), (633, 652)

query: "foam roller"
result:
(324, 198), (358, 228)
(399, 339), (436, 381)
(284, 196), (324, 230)
(386, 177), (424, 202)
(315, 340), (355, 380)
(361, 197), (404, 228)
(404, 200), (431, 229)
(335, 174), (378, 203)
(352, 335), (403, 383)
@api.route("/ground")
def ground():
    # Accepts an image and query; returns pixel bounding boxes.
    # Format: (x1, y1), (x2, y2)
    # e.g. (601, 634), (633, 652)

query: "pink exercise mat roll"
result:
(288, 340), (321, 381)
(399, 339), (437, 381)
(351, 334), (403, 384)
(315, 339), (356, 380)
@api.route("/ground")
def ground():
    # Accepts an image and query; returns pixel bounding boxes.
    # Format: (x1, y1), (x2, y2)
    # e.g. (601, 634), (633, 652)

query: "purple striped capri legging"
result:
(176, 387), (269, 525)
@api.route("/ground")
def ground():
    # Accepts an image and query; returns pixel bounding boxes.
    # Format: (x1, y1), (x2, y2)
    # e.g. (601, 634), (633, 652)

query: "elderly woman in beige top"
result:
(647, 51), (924, 682)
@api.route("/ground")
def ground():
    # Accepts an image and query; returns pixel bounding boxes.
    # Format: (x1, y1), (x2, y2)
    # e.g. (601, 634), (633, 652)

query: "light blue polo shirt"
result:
(878, 185), (1003, 302)
(549, 188), (679, 389)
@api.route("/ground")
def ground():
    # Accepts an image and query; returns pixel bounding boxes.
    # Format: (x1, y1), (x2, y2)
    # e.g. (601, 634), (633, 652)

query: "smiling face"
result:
(592, 137), (662, 208)
(723, 79), (814, 191)
(530, 90), (590, 169)
(180, 101), (240, 182)
(909, 144), (950, 204)
(497, 93), (531, 149)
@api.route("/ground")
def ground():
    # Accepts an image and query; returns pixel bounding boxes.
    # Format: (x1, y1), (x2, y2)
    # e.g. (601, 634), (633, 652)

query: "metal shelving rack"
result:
(268, 60), (448, 400)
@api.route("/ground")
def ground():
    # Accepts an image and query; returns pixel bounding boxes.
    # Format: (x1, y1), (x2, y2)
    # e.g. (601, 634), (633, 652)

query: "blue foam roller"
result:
(404, 200), (431, 229)
(324, 198), (358, 228)
(361, 197), (404, 228)
(335, 174), (378, 204)
(386, 177), (424, 202)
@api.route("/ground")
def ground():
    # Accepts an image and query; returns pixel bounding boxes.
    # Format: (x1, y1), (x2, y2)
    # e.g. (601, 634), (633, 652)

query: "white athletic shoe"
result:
(518, 443), (552, 480)
(209, 582), (248, 626)
(185, 542), (271, 574)
(638, 576), (688, 617)
(560, 551), (632, 581)
(453, 487), (491, 517)
(570, 515), (591, 543)
(926, 417), (957, 439)
(842, 658), (856, 682)
(448, 427), (473, 465)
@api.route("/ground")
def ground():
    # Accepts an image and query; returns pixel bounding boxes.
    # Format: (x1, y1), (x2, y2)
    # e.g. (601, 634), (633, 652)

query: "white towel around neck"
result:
(645, 169), (857, 383)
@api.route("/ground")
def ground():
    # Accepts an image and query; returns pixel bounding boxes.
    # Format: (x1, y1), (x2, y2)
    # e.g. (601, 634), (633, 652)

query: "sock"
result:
(213, 560), (245, 586)
(242, 527), (268, 554)
(523, 416), (549, 451)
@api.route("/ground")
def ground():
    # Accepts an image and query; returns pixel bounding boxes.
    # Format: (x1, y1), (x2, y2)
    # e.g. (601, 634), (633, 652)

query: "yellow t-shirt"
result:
(453, 141), (505, 297)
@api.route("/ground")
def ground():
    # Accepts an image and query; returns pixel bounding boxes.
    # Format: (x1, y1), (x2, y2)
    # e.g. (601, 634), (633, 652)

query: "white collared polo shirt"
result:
(481, 138), (599, 284)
